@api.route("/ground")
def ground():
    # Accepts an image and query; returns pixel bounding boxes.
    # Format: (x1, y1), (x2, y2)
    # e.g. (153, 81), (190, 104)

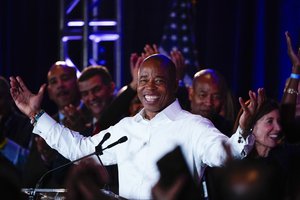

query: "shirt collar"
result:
(133, 99), (181, 122)
(58, 111), (65, 122)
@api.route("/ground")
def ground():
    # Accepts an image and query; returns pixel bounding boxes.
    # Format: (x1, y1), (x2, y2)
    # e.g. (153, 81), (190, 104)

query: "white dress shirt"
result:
(33, 99), (254, 199)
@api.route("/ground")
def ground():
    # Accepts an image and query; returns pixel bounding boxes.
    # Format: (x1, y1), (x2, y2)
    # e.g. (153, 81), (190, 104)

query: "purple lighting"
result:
(89, 21), (117, 26)
(67, 20), (117, 27)
(67, 21), (84, 26)
(89, 34), (119, 42)
(62, 36), (82, 42)
(65, 57), (81, 78)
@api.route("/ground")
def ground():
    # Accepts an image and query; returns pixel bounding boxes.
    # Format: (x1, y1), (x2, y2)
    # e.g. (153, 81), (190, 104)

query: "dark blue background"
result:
(1, 0), (300, 113)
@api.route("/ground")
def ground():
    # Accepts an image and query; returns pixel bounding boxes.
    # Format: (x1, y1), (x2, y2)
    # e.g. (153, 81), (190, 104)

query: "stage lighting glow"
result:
(89, 34), (119, 42)
(67, 21), (117, 27)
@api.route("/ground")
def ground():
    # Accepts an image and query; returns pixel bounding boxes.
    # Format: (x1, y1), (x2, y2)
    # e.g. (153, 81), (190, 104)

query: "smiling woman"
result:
(246, 99), (282, 158)
(230, 96), (300, 199)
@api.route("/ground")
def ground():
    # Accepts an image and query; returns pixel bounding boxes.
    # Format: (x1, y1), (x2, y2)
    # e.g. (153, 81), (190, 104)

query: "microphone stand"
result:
(95, 139), (112, 191)
(94, 136), (128, 191)
(28, 151), (103, 200)
(29, 135), (128, 200)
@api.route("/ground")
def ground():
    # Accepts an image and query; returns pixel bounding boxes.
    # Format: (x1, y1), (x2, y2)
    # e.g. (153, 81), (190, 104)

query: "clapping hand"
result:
(61, 104), (91, 132)
(170, 50), (187, 81)
(143, 44), (159, 56)
(129, 53), (145, 90)
(142, 44), (187, 81)
(285, 31), (300, 74)
(238, 88), (265, 135)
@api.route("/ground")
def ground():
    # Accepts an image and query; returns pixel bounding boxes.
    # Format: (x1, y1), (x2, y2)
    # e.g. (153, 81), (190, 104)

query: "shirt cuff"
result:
(237, 126), (255, 157)
(33, 112), (57, 140)
(230, 126), (255, 158)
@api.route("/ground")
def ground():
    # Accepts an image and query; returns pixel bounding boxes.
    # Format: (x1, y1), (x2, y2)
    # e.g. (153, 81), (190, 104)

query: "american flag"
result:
(159, 0), (199, 84)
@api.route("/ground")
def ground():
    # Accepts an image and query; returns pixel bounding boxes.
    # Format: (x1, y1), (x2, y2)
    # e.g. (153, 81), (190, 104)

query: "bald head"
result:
(189, 68), (228, 119)
(47, 61), (77, 80)
(141, 54), (177, 85)
(193, 69), (225, 89)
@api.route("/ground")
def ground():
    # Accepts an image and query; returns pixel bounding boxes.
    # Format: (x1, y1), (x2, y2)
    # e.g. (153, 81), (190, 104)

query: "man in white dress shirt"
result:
(10, 54), (256, 200)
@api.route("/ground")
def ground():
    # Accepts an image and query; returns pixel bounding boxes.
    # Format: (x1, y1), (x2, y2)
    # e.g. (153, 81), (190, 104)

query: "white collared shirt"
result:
(33, 99), (254, 200)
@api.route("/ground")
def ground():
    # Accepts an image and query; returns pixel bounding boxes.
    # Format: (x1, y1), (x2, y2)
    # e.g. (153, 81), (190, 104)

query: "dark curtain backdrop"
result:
(1, 0), (300, 113)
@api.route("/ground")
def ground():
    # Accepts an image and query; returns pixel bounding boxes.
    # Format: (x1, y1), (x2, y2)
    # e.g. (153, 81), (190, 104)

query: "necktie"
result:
(92, 121), (101, 135)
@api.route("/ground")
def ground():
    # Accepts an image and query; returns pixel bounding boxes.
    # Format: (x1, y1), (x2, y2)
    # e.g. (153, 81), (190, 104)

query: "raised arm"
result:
(238, 88), (265, 137)
(143, 44), (159, 56)
(281, 31), (300, 122)
(128, 53), (145, 90)
(9, 76), (46, 119)
(170, 50), (187, 81)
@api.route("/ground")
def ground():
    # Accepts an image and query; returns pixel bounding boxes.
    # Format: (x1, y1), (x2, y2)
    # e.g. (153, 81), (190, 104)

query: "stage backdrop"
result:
(1, 0), (300, 113)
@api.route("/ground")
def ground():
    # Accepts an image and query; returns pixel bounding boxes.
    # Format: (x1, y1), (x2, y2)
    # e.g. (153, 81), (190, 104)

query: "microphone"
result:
(102, 136), (128, 151)
(95, 132), (111, 155)
(94, 136), (128, 169)
(31, 134), (127, 199)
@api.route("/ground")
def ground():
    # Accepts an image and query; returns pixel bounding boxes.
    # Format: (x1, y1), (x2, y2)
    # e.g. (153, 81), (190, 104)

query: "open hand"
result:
(238, 88), (265, 132)
(170, 50), (186, 81)
(9, 76), (46, 118)
(285, 31), (300, 74)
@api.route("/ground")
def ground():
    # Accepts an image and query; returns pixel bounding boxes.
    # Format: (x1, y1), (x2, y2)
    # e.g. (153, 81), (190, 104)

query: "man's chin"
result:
(56, 99), (72, 108)
(60, 95), (73, 101)
(91, 109), (103, 118)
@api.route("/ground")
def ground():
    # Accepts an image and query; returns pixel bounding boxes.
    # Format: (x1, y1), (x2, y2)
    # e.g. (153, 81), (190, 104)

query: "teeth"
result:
(145, 95), (159, 102)
(269, 134), (278, 138)
(90, 101), (100, 106)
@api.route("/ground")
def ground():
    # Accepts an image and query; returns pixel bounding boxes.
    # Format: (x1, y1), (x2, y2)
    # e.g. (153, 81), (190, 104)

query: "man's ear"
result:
(174, 79), (179, 94)
(109, 82), (116, 94)
(188, 86), (193, 101)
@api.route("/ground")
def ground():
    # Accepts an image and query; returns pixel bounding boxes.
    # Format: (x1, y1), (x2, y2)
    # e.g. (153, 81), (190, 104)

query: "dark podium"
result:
(21, 188), (127, 200)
